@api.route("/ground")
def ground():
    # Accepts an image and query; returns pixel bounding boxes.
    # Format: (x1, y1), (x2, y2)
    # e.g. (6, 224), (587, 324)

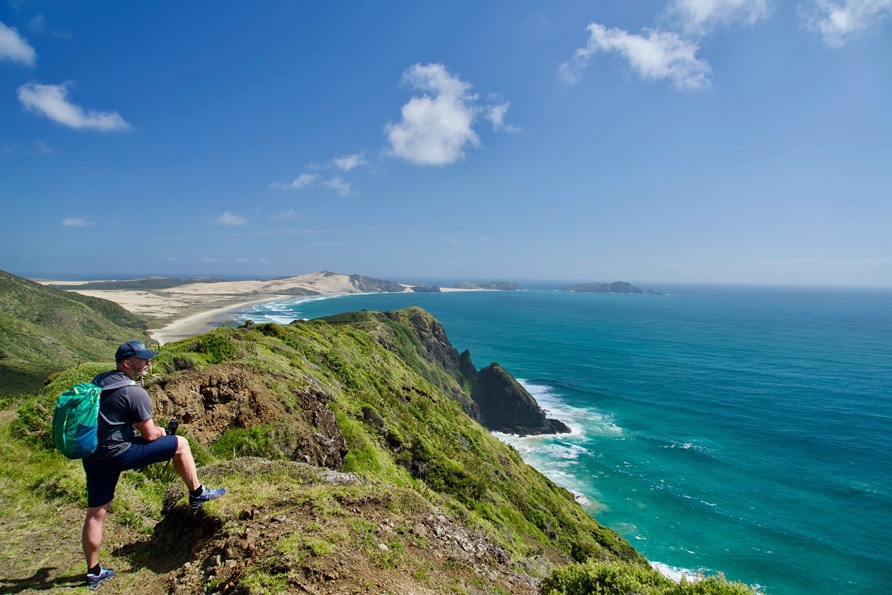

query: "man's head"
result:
(115, 340), (158, 379)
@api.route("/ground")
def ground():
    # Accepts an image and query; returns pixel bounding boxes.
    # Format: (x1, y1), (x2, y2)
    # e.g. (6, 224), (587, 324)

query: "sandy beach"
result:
(56, 288), (287, 345)
(149, 297), (284, 344)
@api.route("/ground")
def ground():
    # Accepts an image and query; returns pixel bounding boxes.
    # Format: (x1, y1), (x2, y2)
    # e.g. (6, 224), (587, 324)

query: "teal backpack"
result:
(52, 378), (135, 459)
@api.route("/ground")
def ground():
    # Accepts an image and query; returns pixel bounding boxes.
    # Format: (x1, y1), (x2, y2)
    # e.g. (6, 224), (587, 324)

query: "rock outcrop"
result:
(472, 363), (570, 436)
(152, 363), (348, 469)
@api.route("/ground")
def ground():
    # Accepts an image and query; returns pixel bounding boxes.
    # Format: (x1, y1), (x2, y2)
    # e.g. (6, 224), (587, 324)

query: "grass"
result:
(0, 270), (151, 399)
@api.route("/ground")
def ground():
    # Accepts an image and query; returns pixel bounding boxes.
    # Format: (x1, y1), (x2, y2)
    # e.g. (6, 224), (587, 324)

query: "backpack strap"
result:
(92, 378), (139, 448)
(96, 378), (137, 393)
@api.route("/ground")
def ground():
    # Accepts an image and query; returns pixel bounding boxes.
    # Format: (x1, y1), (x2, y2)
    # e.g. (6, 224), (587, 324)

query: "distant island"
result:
(456, 281), (522, 291)
(561, 281), (664, 295)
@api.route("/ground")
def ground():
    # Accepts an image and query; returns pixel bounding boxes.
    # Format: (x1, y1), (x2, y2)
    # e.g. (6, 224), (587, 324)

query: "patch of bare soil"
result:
(149, 364), (347, 469)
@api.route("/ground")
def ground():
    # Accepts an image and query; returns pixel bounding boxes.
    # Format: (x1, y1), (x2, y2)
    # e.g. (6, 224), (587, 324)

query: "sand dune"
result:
(54, 272), (412, 345)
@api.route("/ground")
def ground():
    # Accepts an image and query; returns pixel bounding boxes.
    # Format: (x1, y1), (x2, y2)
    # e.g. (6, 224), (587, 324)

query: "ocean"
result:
(229, 284), (892, 594)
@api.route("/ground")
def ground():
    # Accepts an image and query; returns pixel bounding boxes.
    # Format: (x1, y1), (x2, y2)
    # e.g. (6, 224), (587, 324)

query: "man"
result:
(81, 340), (226, 589)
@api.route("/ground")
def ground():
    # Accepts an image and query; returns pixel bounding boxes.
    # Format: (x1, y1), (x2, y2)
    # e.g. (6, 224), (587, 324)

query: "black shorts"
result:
(82, 436), (178, 507)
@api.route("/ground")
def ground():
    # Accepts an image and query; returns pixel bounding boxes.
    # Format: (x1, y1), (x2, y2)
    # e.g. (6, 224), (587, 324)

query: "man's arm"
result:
(135, 418), (166, 441)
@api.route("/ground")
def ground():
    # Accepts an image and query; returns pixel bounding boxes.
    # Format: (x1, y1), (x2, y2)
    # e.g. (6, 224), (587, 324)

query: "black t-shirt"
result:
(90, 370), (154, 459)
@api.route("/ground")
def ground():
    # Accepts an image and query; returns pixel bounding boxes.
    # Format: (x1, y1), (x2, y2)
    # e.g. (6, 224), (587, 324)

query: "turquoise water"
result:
(232, 285), (892, 594)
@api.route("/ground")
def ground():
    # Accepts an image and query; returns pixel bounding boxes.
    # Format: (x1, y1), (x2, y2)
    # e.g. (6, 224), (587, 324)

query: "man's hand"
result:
(135, 418), (166, 441)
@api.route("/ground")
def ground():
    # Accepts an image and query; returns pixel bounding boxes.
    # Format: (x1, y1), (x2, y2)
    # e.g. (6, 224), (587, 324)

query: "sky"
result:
(1, 1), (891, 287)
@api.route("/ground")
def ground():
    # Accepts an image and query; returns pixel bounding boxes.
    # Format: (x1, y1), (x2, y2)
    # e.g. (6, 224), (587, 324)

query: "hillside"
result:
(3, 305), (755, 594)
(0, 270), (151, 398)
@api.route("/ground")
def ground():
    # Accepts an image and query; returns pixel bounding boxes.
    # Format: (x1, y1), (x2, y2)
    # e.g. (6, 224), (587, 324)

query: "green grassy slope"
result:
(0, 270), (151, 398)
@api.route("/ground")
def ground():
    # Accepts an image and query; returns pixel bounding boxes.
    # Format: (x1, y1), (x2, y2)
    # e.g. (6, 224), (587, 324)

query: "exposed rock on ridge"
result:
(151, 363), (348, 469)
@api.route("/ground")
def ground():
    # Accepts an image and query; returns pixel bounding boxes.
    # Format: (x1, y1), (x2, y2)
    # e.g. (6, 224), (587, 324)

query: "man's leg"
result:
(82, 503), (110, 569)
(137, 435), (225, 507)
(172, 435), (200, 491)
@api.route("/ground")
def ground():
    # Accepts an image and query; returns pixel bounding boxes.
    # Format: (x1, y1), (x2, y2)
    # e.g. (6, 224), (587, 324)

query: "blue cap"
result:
(115, 340), (159, 362)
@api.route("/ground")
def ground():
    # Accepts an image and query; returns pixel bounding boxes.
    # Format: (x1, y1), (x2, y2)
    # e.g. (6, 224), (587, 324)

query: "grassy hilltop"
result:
(1, 273), (754, 593)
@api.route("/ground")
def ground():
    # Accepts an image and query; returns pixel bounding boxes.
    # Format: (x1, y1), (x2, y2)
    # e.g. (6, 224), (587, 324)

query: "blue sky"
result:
(1, 1), (891, 286)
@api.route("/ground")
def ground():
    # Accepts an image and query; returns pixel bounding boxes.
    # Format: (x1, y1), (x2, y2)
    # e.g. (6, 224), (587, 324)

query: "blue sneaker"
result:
(86, 566), (114, 589)
(189, 485), (227, 508)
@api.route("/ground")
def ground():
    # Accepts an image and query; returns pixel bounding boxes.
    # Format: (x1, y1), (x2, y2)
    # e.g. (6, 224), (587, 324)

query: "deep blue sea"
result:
(230, 284), (892, 594)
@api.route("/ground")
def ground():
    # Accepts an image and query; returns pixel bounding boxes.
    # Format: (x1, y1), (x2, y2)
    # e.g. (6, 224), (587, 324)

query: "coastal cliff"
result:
(322, 307), (569, 436)
(7, 304), (647, 592)
(2, 272), (754, 593)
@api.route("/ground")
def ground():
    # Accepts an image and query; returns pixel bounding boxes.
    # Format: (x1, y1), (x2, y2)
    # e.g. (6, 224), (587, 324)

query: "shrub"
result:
(195, 333), (237, 363)
(540, 561), (757, 595)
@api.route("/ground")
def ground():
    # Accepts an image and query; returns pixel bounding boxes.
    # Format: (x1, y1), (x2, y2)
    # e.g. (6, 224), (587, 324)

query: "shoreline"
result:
(151, 287), (491, 344)
(150, 296), (284, 345)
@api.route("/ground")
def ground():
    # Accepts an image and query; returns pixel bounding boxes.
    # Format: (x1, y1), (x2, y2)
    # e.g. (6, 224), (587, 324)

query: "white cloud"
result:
(807, 0), (892, 47)
(61, 216), (93, 227)
(216, 211), (247, 226)
(267, 173), (318, 191)
(668, 0), (772, 33)
(0, 139), (53, 157)
(0, 20), (37, 66)
(17, 81), (131, 131)
(524, 11), (552, 28)
(332, 152), (368, 171)
(486, 102), (519, 132)
(200, 257), (225, 263)
(29, 14), (71, 39)
(385, 63), (482, 165)
(322, 177), (351, 195)
(559, 23), (711, 91)
(28, 15), (46, 34)
(272, 208), (296, 220)
(267, 171), (351, 195)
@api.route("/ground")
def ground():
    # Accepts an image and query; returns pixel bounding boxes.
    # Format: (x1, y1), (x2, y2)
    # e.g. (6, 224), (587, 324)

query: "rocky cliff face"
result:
(340, 307), (570, 436)
(473, 363), (571, 436)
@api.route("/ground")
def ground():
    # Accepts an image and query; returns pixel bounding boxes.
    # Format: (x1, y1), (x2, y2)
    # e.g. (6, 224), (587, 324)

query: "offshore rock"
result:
(472, 363), (570, 436)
